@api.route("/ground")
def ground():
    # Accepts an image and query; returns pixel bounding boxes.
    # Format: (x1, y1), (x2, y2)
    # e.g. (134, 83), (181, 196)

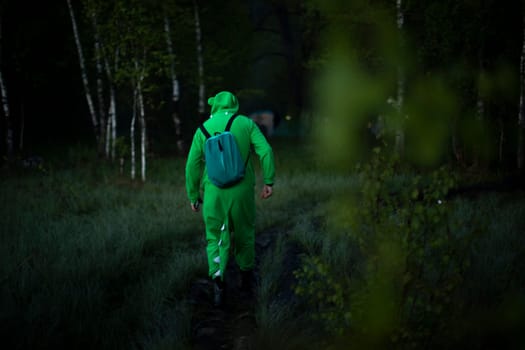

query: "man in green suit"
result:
(185, 91), (275, 306)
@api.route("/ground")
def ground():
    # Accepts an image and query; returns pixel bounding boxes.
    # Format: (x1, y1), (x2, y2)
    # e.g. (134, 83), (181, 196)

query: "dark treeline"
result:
(0, 0), (524, 175)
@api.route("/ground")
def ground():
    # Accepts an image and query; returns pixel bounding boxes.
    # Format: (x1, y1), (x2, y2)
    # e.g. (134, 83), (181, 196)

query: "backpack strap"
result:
(199, 113), (238, 138)
(199, 124), (211, 139)
(225, 114), (239, 132)
(221, 113), (251, 167)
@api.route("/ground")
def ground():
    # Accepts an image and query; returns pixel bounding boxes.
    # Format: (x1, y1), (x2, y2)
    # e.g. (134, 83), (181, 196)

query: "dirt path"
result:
(188, 229), (277, 350)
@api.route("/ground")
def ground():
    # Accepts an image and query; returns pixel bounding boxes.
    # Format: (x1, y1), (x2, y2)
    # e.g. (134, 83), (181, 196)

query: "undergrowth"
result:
(1, 140), (524, 349)
(289, 147), (525, 349)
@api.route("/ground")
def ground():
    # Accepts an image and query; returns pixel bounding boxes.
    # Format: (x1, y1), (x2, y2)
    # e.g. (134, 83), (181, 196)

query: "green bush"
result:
(292, 147), (484, 348)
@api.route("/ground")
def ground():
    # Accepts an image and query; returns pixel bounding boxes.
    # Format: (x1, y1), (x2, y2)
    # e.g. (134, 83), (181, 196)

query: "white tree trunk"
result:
(91, 9), (106, 152)
(111, 86), (117, 161)
(105, 72), (111, 159)
(0, 71), (13, 160)
(104, 47), (119, 160)
(518, 15), (525, 170)
(164, 16), (180, 104)
(130, 88), (137, 180)
(138, 84), (147, 182)
(194, 0), (206, 115)
(132, 59), (146, 182)
(67, 0), (99, 141)
(164, 16), (184, 153)
(108, 86), (116, 160)
(395, 0), (405, 155)
(106, 108), (112, 158)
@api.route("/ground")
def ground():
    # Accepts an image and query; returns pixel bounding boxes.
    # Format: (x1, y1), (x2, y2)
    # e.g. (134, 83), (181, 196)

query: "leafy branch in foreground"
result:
(293, 147), (481, 348)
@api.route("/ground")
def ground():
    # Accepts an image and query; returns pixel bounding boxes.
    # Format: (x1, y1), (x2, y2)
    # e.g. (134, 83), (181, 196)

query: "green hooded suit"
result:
(185, 91), (275, 281)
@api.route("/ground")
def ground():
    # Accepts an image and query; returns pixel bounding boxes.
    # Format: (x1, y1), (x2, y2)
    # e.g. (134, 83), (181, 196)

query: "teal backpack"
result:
(199, 114), (248, 188)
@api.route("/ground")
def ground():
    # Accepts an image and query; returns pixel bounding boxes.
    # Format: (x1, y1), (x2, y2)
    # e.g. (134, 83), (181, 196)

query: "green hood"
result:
(208, 91), (239, 116)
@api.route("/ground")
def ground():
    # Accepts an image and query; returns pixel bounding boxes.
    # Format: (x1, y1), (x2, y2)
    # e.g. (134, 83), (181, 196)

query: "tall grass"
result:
(0, 139), (329, 349)
(2, 140), (524, 349)
(0, 154), (204, 350)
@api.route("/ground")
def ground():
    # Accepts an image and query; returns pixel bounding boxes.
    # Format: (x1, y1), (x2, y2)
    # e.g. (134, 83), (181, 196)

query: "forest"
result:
(1, 0), (524, 349)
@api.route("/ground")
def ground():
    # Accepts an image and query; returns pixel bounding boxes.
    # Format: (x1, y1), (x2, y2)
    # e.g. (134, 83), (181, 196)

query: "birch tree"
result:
(99, 1), (121, 161)
(518, 13), (525, 170)
(67, 0), (99, 143)
(130, 83), (137, 180)
(116, 0), (164, 182)
(136, 59), (147, 182)
(194, 0), (206, 117)
(164, 15), (184, 154)
(89, 4), (107, 155)
(128, 56), (147, 182)
(106, 52), (118, 161)
(127, 15), (150, 182)
(83, 0), (121, 160)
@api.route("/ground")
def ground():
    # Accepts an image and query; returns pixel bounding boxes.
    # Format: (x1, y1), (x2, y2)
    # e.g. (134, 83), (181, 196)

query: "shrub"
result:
(293, 147), (480, 348)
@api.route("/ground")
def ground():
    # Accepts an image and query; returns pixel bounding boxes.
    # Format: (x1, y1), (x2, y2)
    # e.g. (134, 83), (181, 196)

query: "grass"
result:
(0, 156), (204, 349)
(452, 192), (525, 305)
(1, 138), (524, 349)
(0, 138), (322, 349)
(266, 159), (525, 348)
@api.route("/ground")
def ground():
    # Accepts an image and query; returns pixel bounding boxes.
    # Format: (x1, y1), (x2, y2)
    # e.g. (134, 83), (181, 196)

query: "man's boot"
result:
(213, 278), (225, 307)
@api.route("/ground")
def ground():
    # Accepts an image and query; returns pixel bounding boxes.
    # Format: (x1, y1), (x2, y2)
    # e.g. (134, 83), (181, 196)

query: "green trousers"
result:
(202, 182), (255, 281)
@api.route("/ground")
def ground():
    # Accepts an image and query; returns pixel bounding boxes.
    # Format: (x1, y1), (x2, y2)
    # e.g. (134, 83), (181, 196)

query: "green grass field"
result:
(1, 139), (524, 349)
(1, 150), (206, 349)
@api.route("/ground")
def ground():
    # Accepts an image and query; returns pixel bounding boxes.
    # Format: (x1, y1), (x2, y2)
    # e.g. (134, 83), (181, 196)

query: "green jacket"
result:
(185, 91), (275, 203)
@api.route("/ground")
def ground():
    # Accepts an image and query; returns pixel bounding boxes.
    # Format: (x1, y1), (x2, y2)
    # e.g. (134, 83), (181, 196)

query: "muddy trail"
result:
(188, 227), (289, 350)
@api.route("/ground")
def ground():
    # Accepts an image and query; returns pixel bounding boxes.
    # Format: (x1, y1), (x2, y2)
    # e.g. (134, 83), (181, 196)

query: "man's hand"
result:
(191, 199), (202, 212)
(260, 185), (273, 199)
